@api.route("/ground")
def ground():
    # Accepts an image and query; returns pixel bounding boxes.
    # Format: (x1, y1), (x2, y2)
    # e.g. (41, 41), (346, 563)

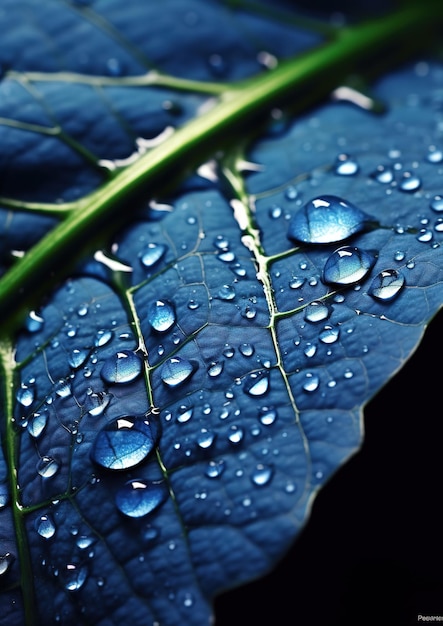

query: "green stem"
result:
(0, 339), (36, 626)
(0, 1), (442, 331)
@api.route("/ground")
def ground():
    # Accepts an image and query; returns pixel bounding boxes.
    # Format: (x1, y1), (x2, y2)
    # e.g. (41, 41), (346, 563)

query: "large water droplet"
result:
(323, 246), (377, 285)
(16, 382), (35, 407)
(100, 350), (142, 384)
(115, 479), (168, 518)
(139, 243), (167, 269)
(90, 415), (156, 470)
(35, 513), (56, 539)
(147, 300), (176, 332)
(161, 357), (196, 387)
(368, 269), (405, 301)
(244, 372), (270, 397)
(60, 562), (88, 592)
(288, 195), (374, 244)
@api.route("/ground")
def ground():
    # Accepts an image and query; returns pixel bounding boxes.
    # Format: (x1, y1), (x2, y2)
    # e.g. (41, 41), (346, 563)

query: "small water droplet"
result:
(426, 145), (443, 163)
(60, 563), (88, 592)
(399, 172), (421, 192)
(161, 357), (196, 387)
(239, 343), (255, 357)
(27, 410), (49, 438)
(218, 284), (236, 300)
(289, 276), (305, 289)
(228, 425), (244, 444)
(269, 205), (283, 219)
(284, 185), (298, 200)
(90, 415), (156, 470)
(368, 269), (405, 301)
(25, 310), (44, 333)
(250, 463), (273, 486)
(319, 326), (340, 344)
(55, 379), (72, 398)
(0, 553), (15, 576)
(207, 361), (224, 377)
(115, 479), (168, 518)
(37, 456), (61, 479)
(68, 348), (89, 369)
(323, 246), (377, 285)
(258, 406), (278, 426)
(371, 165), (394, 184)
(147, 300), (176, 332)
(35, 513), (56, 539)
(288, 195), (374, 244)
(304, 300), (330, 323)
(100, 350), (142, 384)
(303, 372), (319, 392)
(430, 195), (443, 212)
(244, 372), (270, 397)
(94, 329), (114, 347)
(197, 429), (216, 449)
(16, 381), (35, 407)
(416, 228), (433, 243)
(205, 459), (226, 478)
(394, 250), (405, 262)
(304, 343), (317, 358)
(86, 391), (111, 417)
(139, 243), (167, 269)
(334, 153), (359, 176)
(176, 405), (193, 423)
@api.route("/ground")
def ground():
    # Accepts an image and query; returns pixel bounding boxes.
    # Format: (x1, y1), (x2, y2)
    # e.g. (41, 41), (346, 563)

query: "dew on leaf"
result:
(289, 276), (305, 289)
(0, 553), (14, 576)
(16, 382), (35, 407)
(55, 379), (72, 398)
(371, 165), (394, 184)
(250, 464), (274, 487)
(35, 513), (56, 539)
(269, 205), (283, 219)
(100, 350), (142, 384)
(25, 310), (44, 333)
(68, 348), (90, 369)
(368, 269), (405, 301)
(223, 345), (235, 358)
(60, 563), (88, 592)
(334, 153), (359, 176)
(27, 410), (49, 438)
(239, 343), (255, 357)
(139, 242), (167, 269)
(244, 372), (270, 397)
(176, 406), (193, 423)
(76, 535), (95, 550)
(197, 429), (216, 449)
(430, 195), (443, 212)
(319, 326), (340, 344)
(94, 329), (114, 347)
(207, 361), (224, 377)
(115, 479), (168, 518)
(258, 406), (278, 425)
(218, 284), (236, 300)
(417, 228), (433, 242)
(37, 456), (61, 479)
(425, 145), (443, 163)
(399, 172), (421, 192)
(287, 195), (374, 244)
(218, 250), (236, 263)
(304, 300), (330, 323)
(0, 483), (10, 508)
(90, 415), (156, 470)
(284, 185), (298, 200)
(304, 343), (317, 358)
(205, 459), (226, 478)
(161, 357), (196, 388)
(323, 246), (377, 286)
(228, 425), (244, 444)
(303, 372), (319, 392)
(147, 300), (176, 332)
(394, 250), (406, 261)
(86, 391), (111, 417)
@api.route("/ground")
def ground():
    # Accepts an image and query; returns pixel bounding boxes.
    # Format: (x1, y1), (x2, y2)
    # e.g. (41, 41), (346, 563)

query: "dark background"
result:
(215, 308), (443, 625)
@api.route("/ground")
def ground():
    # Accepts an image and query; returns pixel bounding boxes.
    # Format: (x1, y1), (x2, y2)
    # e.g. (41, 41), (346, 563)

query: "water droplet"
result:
(239, 343), (255, 357)
(205, 459), (226, 478)
(27, 410), (49, 438)
(139, 243), (167, 269)
(394, 250), (405, 262)
(176, 405), (193, 423)
(258, 406), (278, 425)
(207, 361), (224, 377)
(76, 535), (95, 550)
(285, 185), (298, 200)
(323, 246), (377, 285)
(319, 326), (340, 344)
(115, 479), (168, 518)
(147, 300), (176, 333)
(86, 391), (111, 417)
(303, 372), (319, 392)
(334, 153), (359, 176)
(68, 348), (89, 369)
(218, 284), (236, 300)
(289, 276), (305, 289)
(94, 329), (114, 347)
(241, 304), (256, 319)
(430, 195), (443, 212)
(228, 425), (244, 444)
(25, 310), (44, 333)
(0, 483), (10, 509)
(37, 456), (61, 479)
(35, 513), (56, 539)
(250, 463), (273, 486)
(197, 429), (216, 449)
(304, 343), (317, 358)
(218, 250), (236, 263)
(0, 553), (14, 576)
(16, 381), (35, 407)
(368, 269), (405, 301)
(417, 228), (433, 243)
(90, 415), (156, 470)
(60, 562), (88, 592)
(288, 195), (374, 244)
(55, 379), (72, 398)
(222, 345), (235, 358)
(426, 145), (443, 163)
(244, 372), (270, 396)
(269, 205), (283, 219)
(371, 165), (394, 184)
(304, 300), (330, 323)
(399, 172), (421, 192)
(100, 350), (142, 384)
(161, 357), (196, 388)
